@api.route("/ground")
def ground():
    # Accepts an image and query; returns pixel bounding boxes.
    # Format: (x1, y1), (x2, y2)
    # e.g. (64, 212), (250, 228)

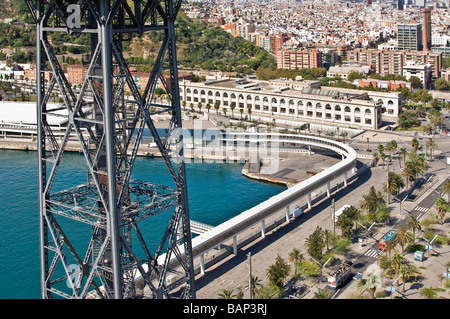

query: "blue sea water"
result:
(0, 150), (284, 299)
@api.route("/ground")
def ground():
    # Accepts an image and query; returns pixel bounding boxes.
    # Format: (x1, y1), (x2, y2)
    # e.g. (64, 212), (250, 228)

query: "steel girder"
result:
(28, 0), (195, 299)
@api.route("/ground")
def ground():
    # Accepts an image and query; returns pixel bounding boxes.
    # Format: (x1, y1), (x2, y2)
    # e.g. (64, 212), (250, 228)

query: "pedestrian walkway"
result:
(363, 247), (379, 259)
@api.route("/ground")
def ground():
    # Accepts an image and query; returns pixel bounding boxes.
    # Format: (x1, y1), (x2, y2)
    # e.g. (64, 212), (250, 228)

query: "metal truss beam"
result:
(28, 0), (195, 299)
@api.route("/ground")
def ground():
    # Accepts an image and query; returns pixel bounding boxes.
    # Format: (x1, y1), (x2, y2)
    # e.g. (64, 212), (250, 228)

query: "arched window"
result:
(193, 89), (198, 95)
(186, 88), (191, 94)
(335, 105), (341, 112)
(365, 109), (372, 116)
(344, 106), (351, 113)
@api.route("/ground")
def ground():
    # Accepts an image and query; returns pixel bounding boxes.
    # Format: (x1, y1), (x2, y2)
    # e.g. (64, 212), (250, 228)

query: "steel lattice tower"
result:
(26, 0), (195, 299)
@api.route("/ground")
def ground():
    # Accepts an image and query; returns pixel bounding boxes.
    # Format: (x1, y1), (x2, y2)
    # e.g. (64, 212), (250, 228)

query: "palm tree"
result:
(380, 152), (386, 168)
(378, 144), (384, 154)
(435, 197), (448, 225)
(366, 272), (381, 299)
(372, 152), (379, 167)
(395, 226), (413, 255)
(399, 263), (419, 293)
(391, 253), (404, 286)
(443, 179), (450, 202)
(360, 186), (385, 223)
(402, 163), (416, 189)
(426, 138), (438, 160)
(383, 172), (405, 203)
(384, 239), (396, 261)
(245, 275), (262, 298)
(405, 150), (428, 180)
(411, 137), (420, 151)
(230, 102), (236, 118)
(340, 131), (348, 144)
(214, 101), (220, 114)
(398, 147), (408, 168)
(419, 287), (437, 299)
(386, 140), (397, 162)
(407, 215), (422, 244)
(218, 289), (236, 299)
(288, 248), (304, 277)
(314, 288), (332, 299)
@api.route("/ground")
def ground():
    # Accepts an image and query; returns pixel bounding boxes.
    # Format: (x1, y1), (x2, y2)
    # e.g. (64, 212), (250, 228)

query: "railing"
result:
(146, 132), (357, 281)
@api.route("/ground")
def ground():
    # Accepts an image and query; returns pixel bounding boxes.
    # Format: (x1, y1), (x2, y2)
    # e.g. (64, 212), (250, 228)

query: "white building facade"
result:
(180, 79), (385, 129)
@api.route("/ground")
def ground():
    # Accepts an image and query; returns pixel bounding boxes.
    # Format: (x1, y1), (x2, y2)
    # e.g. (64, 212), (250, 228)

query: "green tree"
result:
(218, 289), (236, 299)
(288, 248), (304, 277)
(426, 138), (438, 160)
(313, 288), (332, 299)
(411, 138), (420, 151)
(391, 253), (404, 286)
(230, 102), (236, 118)
(360, 186), (387, 223)
(383, 172), (405, 203)
(435, 197), (448, 225)
(434, 78), (450, 91)
(366, 272), (381, 299)
(266, 255), (291, 289)
(407, 215), (422, 244)
(305, 226), (325, 261)
(255, 282), (282, 299)
(245, 275), (262, 299)
(398, 147), (408, 167)
(442, 180), (450, 202)
(298, 259), (321, 278)
(395, 226), (413, 255)
(408, 76), (423, 89)
(336, 206), (360, 239)
(419, 287), (437, 299)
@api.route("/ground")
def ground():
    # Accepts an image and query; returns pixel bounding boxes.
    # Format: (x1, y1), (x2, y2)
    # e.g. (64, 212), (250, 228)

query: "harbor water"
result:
(0, 149), (284, 299)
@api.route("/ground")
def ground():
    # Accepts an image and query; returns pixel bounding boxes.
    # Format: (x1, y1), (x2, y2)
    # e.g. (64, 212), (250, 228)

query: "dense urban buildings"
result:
(183, 0), (449, 89)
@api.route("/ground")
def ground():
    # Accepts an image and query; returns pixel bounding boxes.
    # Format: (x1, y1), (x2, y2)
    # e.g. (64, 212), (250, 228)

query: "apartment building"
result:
(276, 48), (323, 70)
(270, 33), (290, 55)
(402, 60), (433, 89)
(397, 22), (423, 51)
(67, 64), (86, 86)
(24, 68), (53, 83)
(346, 48), (442, 78)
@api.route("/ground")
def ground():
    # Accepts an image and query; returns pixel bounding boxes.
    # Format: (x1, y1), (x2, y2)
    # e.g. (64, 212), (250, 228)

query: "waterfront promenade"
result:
(192, 128), (450, 299)
(1, 116), (448, 299)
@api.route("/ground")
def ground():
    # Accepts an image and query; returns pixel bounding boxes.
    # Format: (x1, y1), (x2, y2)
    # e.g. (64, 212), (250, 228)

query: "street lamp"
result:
(392, 195), (408, 215)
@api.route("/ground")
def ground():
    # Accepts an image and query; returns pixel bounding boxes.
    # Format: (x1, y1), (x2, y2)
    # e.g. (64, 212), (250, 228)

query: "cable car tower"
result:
(26, 0), (195, 299)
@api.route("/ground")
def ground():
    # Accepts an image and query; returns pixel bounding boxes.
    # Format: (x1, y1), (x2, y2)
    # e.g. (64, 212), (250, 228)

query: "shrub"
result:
(407, 243), (425, 253)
